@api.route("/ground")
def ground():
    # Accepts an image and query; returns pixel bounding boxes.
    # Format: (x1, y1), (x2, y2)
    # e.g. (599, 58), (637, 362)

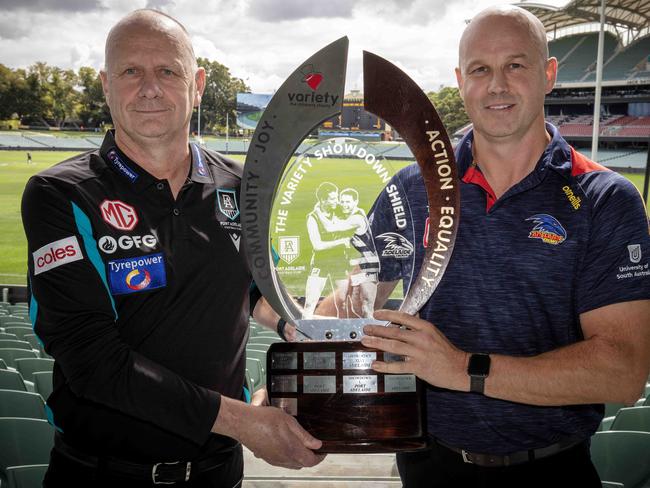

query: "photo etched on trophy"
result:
(242, 37), (460, 453)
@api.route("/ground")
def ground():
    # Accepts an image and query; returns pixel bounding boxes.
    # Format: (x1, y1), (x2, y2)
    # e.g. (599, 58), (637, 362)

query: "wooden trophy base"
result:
(267, 341), (428, 454)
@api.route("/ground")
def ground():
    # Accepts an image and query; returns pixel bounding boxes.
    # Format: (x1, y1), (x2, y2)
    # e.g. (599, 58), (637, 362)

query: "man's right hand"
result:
(212, 396), (326, 469)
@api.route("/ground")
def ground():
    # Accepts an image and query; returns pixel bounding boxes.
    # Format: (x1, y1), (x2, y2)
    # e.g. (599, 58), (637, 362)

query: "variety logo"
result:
(628, 244), (642, 264)
(98, 234), (158, 254)
(106, 149), (139, 183)
(33, 236), (83, 275)
(107, 253), (166, 295)
(100, 200), (139, 231)
(279, 236), (300, 264)
(301, 64), (323, 90)
(286, 64), (339, 108)
(217, 188), (240, 221)
(376, 232), (414, 259)
(526, 214), (567, 245)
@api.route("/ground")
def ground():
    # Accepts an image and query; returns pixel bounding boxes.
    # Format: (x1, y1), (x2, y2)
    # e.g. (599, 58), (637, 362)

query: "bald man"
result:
(362, 5), (650, 487)
(22, 10), (323, 487)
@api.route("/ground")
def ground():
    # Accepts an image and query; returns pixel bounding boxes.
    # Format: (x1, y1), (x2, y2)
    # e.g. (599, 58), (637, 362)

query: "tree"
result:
(196, 58), (249, 134)
(77, 66), (110, 128)
(427, 86), (470, 135)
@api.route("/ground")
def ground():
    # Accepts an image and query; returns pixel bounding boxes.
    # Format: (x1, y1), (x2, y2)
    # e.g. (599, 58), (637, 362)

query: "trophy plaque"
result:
(242, 37), (460, 453)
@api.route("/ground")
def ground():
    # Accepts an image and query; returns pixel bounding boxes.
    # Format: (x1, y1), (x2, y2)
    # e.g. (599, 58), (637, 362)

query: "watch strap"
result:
(470, 374), (485, 394)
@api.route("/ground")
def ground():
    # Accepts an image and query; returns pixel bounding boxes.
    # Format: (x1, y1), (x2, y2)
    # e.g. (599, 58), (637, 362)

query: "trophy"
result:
(242, 37), (460, 453)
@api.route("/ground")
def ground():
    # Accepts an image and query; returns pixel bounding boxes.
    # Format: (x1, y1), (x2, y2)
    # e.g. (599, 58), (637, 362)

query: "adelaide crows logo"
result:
(526, 214), (567, 245)
(376, 232), (414, 258)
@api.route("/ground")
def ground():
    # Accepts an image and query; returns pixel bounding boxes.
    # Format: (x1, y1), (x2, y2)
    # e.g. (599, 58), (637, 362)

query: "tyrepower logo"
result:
(33, 236), (83, 275)
(100, 200), (138, 231)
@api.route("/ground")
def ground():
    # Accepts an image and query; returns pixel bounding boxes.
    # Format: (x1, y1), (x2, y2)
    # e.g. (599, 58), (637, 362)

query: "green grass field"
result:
(1, 149), (648, 286)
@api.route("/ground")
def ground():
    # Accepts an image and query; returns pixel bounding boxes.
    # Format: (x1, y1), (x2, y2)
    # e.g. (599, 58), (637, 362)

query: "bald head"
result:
(105, 9), (197, 72)
(459, 5), (549, 69)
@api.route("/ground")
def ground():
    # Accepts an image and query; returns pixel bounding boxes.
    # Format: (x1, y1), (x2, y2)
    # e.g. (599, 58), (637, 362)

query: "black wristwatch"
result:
(468, 353), (491, 394)
(277, 318), (288, 342)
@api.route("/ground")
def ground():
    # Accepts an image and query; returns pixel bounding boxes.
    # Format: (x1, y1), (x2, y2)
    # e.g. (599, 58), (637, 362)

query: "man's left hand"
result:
(361, 309), (469, 392)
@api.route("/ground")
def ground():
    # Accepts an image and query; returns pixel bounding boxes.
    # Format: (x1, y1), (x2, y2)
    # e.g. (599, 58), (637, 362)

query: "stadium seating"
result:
(601, 36), (650, 81)
(0, 332), (19, 340)
(0, 418), (54, 471)
(33, 371), (53, 400)
(13, 358), (54, 383)
(610, 407), (650, 433)
(590, 431), (650, 487)
(0, 340), (33, 351)
(0, 369), (28, 391)
(4, 464), (49, 488)
(0, 390), (46, 420)
(2, 327), (33, 340)
(554, 33), (618, 83)
(0, 349), (39, 368)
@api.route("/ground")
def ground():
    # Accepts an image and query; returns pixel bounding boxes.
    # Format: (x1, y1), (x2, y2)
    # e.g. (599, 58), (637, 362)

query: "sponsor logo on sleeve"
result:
(526, 214), (567, 245)
(107, 253), (166, 295)
(628, 244), (642, 264)
(33, 236), (83, 275)
(100, 200), (139, 231)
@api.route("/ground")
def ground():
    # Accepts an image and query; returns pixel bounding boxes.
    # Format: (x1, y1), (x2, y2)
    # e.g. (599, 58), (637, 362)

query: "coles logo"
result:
(100, 200), (138, 231)
(33, 236), (83, 275)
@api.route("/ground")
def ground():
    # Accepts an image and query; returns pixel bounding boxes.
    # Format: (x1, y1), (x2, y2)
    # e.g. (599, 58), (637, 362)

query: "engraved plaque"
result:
(271, 375), (297, 393)
(303, 375), (337, 394)
(272, 351), (298, 370)
(342, 351), (376, 370)
(385, 374), (417, 393)
(384, 353), (405, 363)
(303, 352), (336, 370)
(343, 375), (378, 394)
(272, 397), (297, 416)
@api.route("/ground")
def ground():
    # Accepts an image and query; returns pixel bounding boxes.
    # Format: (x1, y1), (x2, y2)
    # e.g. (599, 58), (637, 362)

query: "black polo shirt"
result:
(22, 131), (250, 462)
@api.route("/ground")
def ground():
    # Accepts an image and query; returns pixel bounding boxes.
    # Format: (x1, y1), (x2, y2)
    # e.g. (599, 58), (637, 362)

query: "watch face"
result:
(468, 354), (490, 377)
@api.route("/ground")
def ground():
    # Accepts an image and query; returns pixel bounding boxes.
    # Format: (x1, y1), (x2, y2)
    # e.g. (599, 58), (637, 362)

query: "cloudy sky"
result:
(0, 0), (566, 94)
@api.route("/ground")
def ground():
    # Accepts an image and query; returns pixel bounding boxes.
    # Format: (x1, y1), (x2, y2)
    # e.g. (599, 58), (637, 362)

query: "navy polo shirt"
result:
(369, 123), (650, 454)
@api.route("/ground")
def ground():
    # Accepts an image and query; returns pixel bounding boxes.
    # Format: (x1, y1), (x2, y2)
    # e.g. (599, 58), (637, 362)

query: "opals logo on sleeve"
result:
(107, 253), (166, 295)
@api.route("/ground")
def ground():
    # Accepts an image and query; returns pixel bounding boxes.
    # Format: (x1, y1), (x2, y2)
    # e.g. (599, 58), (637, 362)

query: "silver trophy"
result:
(242, 37), (459, 452)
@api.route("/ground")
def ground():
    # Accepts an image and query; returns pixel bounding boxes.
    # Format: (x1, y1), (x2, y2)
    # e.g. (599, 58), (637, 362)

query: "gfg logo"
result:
(98, 235), (158, 254)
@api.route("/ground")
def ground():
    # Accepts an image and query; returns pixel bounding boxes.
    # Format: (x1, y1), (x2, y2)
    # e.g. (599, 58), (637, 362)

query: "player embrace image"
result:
(303, 182), (379, 319)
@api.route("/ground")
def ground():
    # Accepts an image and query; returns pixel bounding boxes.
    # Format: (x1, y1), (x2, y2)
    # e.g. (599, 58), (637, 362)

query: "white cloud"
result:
(0, 0), (557, 92)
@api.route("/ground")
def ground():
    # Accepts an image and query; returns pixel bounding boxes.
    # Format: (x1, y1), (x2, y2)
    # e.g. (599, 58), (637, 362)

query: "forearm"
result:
(485, 335), (647, 406)
(252, 297), (281, 331)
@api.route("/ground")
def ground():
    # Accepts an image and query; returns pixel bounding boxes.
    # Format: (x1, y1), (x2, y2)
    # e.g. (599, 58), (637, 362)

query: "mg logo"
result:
(100, 200), (139, 231)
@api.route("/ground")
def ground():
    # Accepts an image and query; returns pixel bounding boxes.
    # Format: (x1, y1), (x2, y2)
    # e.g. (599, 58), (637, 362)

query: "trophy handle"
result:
(363, 52), (461, 315)
(242, 37), (349, 322)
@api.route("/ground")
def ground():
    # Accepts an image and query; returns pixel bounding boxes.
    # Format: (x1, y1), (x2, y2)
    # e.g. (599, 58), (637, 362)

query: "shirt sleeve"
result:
(22, 175), (220, 446)
(576, 173), (650, 314)
(369, 170), (413, 282)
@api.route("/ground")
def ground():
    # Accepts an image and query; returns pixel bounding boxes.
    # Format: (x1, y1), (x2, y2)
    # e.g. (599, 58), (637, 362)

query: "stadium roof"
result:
(519, 0), (650, 42)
